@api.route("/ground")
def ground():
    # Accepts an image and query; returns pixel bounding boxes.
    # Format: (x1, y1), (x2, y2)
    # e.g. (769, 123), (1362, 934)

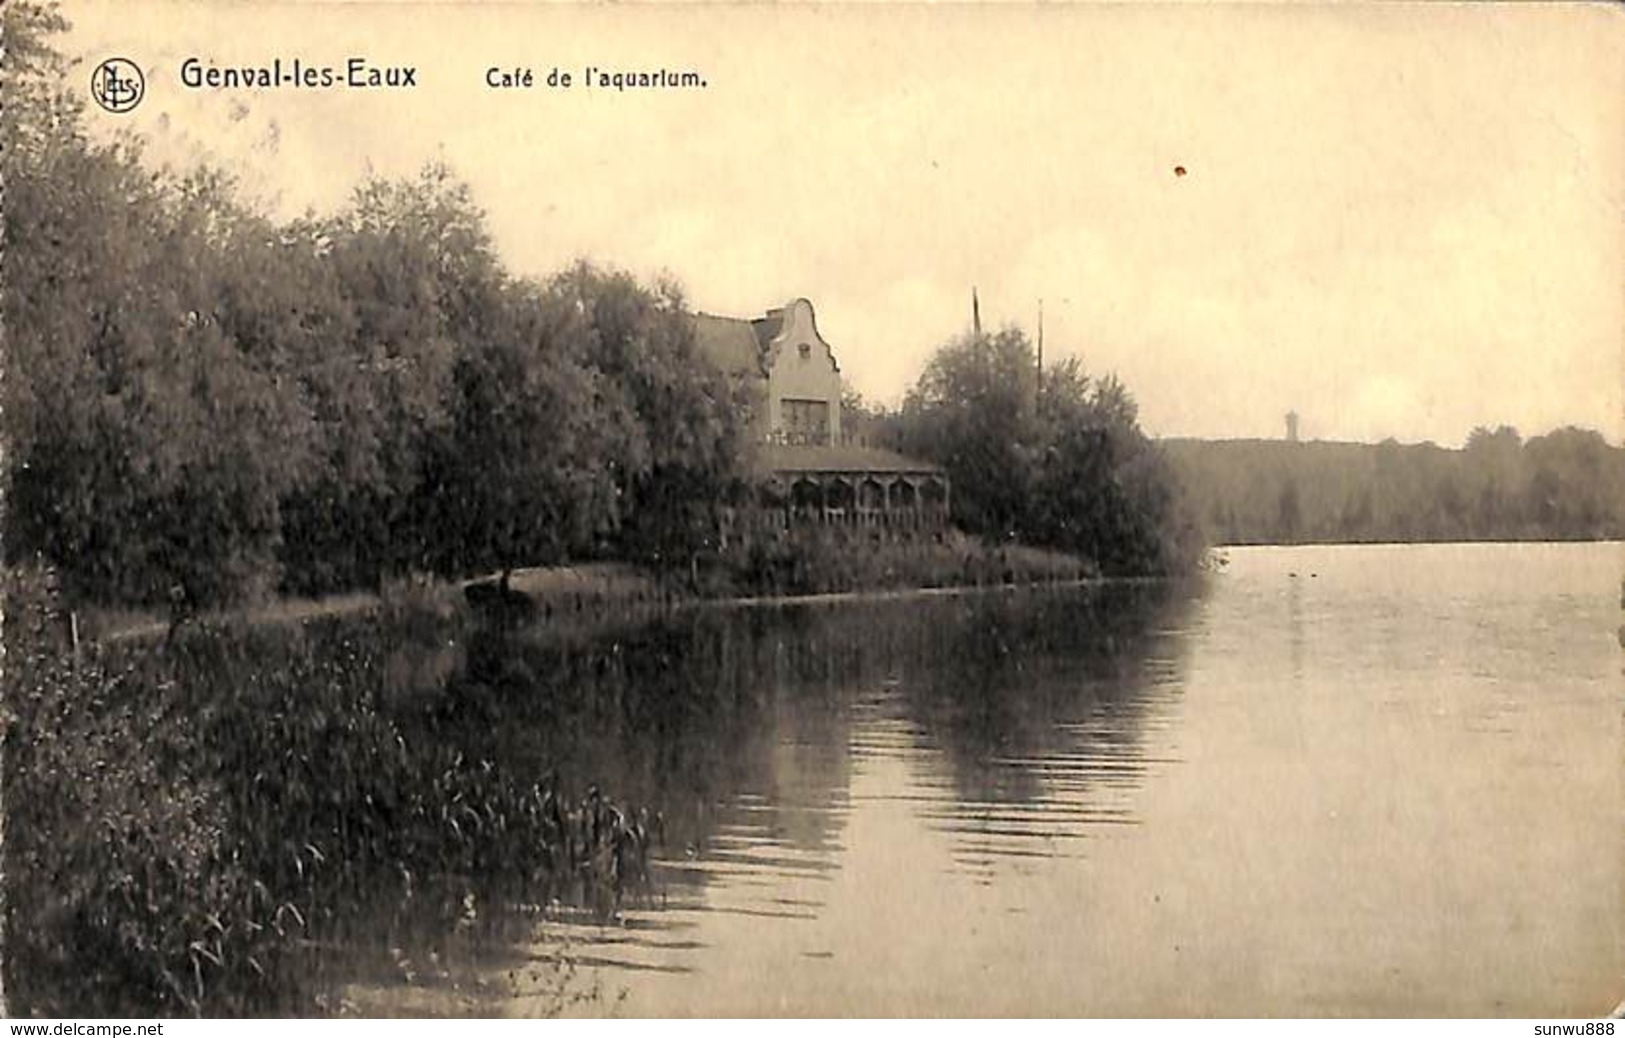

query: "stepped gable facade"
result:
(691, 298), (949, 528)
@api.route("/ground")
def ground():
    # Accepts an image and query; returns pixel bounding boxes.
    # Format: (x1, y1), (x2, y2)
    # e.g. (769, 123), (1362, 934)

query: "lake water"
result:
(366, 542), (1623, 1017)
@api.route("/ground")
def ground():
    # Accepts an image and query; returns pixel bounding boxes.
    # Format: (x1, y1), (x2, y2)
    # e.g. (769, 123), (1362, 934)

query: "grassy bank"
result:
(699, 528), (1094, 599)
(86, 565), (670, 646)
(79, 535), (1093, 646)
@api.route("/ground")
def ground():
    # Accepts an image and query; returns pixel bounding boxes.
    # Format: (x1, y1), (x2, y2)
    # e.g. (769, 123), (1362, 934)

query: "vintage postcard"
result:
(3, 0), (1620, 1020)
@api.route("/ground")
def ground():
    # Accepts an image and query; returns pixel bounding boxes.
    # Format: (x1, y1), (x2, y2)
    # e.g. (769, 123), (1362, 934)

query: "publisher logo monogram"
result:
(91, 58), (144, 113)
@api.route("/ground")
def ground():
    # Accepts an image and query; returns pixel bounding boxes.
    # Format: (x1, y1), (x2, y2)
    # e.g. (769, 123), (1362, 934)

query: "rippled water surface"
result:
(371, 543), (1623, 1016)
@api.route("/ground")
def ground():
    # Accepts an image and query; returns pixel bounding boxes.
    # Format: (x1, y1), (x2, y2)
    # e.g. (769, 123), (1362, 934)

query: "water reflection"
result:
(873, 586), (1195, 883)
(333, 545), (1621, 1016)
(382, 581), (1199, 1000)
(326, 546), (1621, 1017)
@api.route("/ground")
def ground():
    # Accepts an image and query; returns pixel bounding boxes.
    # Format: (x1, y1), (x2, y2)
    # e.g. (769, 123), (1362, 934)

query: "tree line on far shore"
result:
(1163, 426), (1623, 545)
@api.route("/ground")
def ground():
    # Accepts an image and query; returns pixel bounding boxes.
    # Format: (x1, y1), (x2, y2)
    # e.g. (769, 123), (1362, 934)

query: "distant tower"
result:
(1285, 410), (1300, 443)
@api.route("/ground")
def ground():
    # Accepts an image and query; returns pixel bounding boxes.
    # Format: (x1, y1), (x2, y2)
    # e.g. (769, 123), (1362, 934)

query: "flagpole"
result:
(1036, 298), (1044, 413)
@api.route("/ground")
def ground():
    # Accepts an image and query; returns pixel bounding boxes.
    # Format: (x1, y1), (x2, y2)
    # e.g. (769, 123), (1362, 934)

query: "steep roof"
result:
(691, 314), (766, 376)
(762, 443), (942, 476)
(692, 302), (821, 376)
(750, 309), (785, 352)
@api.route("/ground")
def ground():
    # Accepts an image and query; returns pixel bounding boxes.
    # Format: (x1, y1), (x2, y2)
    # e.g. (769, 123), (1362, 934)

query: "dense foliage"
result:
(2, 5), (746, 610)
(1164, 425), (1624, 545)
(889, 329), (1205, 575)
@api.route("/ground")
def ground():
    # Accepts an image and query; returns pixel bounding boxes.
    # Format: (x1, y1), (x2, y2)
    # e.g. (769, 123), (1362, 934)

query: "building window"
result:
(781, 397), (830, 446)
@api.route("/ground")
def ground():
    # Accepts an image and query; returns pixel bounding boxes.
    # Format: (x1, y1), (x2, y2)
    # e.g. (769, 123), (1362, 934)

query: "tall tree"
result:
(898, 329), (1200, 574)
(545, 263), (748, 566)
(899, 328), (1041, 541)
(6, 129), (315, 605)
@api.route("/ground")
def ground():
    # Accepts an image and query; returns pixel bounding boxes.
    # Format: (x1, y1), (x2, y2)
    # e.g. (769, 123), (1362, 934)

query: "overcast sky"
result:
(63, 2), (1622, 445)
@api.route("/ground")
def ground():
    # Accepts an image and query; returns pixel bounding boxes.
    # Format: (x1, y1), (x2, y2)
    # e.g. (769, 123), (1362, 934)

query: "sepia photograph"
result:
(1, 0), (1621, 1020)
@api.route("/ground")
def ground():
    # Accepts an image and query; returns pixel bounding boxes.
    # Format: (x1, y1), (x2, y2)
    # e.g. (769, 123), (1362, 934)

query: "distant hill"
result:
(1160, 428), (1624, 545)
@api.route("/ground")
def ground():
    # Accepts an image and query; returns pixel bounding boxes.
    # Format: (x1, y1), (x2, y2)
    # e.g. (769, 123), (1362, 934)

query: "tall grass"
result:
(2, 566), (654, 1017)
